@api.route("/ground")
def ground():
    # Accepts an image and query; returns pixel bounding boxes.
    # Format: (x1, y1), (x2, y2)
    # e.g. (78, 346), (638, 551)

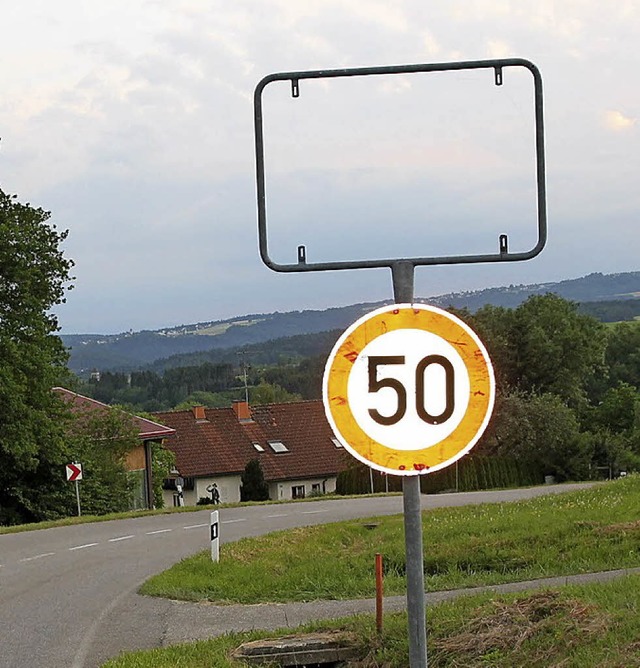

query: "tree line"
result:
(338, 297), (640, 490)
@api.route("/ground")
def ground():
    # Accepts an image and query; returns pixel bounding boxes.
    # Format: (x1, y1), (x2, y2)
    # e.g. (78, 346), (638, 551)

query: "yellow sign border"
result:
(323, 304), (495, 475)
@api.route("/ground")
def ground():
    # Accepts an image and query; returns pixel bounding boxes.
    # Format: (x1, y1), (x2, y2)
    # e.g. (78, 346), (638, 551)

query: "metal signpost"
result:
(66, 462), (83, 516)
(254, 59), (546, 668)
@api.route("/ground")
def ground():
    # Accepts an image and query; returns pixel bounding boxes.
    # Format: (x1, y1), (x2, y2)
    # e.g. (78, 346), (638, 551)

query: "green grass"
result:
(104, 575), (640, 667)
(141, 477), (640, 604)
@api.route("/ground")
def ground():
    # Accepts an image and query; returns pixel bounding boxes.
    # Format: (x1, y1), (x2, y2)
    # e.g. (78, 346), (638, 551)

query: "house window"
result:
(292, 485), (305, 499)
(268, 440), (289, 453)
(332, 438), (343, 448)
(163, 477), (194, 491)
(253, 442), (265, 452)
(311, 483), (321, 493)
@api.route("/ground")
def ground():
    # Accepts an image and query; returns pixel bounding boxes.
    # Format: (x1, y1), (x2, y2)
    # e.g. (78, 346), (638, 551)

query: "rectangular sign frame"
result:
(254, 58), (546, 273)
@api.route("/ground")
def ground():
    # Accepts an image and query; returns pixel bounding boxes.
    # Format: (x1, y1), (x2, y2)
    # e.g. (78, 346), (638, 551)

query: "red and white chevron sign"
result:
(65, 463), (83, 482)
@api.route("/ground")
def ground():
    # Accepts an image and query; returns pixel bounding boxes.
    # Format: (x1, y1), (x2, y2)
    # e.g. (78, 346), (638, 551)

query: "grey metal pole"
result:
(391, 261), (427, 668)
(75, 479), (81, 517)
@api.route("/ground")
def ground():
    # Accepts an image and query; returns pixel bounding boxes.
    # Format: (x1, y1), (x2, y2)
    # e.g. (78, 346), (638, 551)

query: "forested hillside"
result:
(578, 298), (640, 322)
(62, 271), (640, 373)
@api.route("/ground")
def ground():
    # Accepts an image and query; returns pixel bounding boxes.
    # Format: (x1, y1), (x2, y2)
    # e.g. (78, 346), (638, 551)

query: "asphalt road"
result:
(0, 483), (594, 667)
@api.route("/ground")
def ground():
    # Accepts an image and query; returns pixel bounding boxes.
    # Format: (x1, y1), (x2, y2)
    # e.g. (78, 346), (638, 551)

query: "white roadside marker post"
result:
(210, 510), (220, 562)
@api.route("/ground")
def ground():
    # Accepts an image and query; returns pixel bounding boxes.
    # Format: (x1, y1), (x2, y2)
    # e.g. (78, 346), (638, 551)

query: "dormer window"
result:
(268, 440), (289, 453)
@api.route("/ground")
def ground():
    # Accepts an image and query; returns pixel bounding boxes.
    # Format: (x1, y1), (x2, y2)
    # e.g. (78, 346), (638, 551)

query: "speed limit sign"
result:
(323, 303), (495, 475)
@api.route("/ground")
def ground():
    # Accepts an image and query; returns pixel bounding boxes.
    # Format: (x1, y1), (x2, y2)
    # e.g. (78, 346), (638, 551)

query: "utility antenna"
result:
(236, 350), (255, 404)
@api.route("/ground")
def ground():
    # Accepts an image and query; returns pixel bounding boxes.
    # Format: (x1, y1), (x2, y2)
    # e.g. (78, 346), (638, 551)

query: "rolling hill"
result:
(62, 270), (640, 374)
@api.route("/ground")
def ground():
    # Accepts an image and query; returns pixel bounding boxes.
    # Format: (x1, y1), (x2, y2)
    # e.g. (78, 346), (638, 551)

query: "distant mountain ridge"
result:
(62, 270), (640, 373)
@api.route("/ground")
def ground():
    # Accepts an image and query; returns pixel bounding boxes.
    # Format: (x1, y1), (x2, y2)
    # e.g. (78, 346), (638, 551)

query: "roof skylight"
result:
(268, 440), (289, 453)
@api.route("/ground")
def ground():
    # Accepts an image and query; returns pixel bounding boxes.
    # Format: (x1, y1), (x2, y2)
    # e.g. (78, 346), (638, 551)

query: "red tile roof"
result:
(152, 401), (350, 482)
(53, 387), (175, 440)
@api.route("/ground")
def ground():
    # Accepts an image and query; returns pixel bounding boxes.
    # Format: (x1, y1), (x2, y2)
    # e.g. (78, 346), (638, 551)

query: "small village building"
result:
(152, 400), (350, 506)
(53, 388), (175, 510)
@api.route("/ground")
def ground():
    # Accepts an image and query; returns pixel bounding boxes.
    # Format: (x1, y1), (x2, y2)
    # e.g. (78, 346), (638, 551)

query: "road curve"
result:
(0, 483), (594, 667)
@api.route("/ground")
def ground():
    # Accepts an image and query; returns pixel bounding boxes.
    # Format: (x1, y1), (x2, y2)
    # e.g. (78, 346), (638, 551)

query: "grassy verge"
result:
(141, 476), (640, 603)
(105, 575), (640, 667)
(0, 503), (219, 535)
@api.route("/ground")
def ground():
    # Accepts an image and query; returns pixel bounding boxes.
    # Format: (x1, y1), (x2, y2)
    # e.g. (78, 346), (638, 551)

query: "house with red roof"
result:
(152, 400), (350, 505)
(54, 388), (175, 510)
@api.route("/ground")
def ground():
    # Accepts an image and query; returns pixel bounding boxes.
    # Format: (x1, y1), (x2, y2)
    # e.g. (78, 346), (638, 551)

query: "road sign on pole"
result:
(323, 303), (495, 476)
(255, 59), (543, 668)
(66, 463), (83, 516)
(65, 463), (83, 482)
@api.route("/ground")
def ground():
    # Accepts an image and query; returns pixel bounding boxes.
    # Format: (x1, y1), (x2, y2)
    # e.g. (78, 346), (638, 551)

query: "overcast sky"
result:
(2, 1), (638, 334)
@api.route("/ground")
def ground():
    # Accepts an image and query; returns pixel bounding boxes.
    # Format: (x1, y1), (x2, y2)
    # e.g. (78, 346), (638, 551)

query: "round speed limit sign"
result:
(323, 303), (495, 475)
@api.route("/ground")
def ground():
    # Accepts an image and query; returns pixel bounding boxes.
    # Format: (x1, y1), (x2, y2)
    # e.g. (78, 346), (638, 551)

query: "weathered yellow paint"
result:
(326, 306), (494, 474)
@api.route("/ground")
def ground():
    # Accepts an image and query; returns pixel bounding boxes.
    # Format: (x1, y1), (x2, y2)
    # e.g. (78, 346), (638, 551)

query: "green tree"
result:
(150, 441), (176, 508)
(240, 459), (269, 501)
(511, 295), (606, 403)
(485, 391), (593, 481)
(592, 383), (640, 434)
(173, 391), (230, 410)
(263, 354), (326, 399)
(586, 383), (640, 476)
(0, 187), (74, 524)
(249, 381), (301, 405)
(473, 295), (606, 403)
(605, 322), (640, 390)
(467, 304), (518, 394)
(66, 409), (138, 516)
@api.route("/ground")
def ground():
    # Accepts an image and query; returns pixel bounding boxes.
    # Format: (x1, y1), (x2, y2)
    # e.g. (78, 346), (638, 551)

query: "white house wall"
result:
(163, 475), (336, 507)
(269, 476), (337, 501)
(195, 475), (242, 504)
(162, 487), (197, 508)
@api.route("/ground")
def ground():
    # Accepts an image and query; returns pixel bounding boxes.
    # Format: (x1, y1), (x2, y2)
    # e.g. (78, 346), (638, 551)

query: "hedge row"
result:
(336, 455), (544, 496)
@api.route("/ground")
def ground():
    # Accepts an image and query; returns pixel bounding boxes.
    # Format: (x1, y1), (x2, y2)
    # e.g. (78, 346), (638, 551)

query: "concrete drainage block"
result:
(232, 631), (360, 667)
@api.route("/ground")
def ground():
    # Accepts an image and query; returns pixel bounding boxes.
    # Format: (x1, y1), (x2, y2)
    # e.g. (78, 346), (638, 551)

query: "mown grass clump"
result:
(141, 476), (640, 604)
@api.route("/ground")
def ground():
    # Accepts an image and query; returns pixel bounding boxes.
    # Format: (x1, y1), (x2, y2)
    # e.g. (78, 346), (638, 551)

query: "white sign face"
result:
(347, 328), (471, 452)
(323, 304), (495, 475)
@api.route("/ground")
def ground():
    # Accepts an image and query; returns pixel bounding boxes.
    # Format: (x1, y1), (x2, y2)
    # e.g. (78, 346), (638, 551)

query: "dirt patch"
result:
(595, 520), (640, 536)
(431, 591), (609, 667)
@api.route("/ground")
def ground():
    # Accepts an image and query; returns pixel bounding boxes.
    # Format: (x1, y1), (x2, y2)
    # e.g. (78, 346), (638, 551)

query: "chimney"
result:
(192, 405), (206, 421)
(232, 400), (252, 422)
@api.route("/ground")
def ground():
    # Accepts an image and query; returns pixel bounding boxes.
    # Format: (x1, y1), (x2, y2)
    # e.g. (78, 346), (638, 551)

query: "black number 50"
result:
(368, 355), (455, 426)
